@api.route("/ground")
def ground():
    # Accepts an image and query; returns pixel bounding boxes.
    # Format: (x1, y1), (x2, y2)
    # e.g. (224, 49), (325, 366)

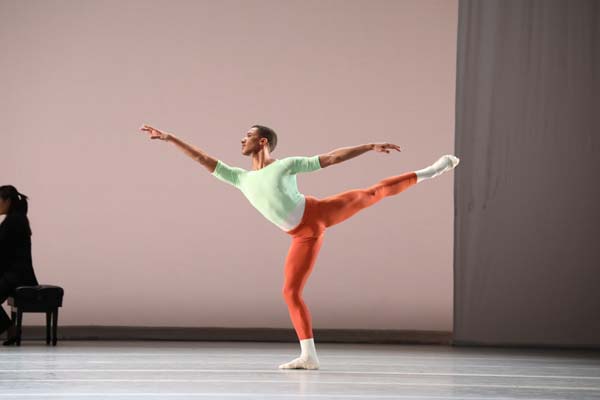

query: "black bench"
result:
(7, 285), (64, 346)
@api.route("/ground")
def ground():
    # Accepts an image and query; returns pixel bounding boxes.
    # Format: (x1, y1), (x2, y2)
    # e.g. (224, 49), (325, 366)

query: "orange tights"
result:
(283, 171), (418, 340)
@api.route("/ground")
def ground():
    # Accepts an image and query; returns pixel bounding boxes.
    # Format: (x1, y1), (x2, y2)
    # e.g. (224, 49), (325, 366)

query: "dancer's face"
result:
(0, 197), (10, 215)
(241, 127), (268, 156)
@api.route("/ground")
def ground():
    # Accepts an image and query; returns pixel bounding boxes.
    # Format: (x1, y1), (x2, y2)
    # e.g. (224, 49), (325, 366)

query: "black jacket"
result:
(0, 214), (38, 290)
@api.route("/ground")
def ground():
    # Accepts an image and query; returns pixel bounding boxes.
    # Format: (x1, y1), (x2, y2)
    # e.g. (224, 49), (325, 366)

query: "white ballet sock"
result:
(415, 154), (460, 183)
(278, 338), (320, 370)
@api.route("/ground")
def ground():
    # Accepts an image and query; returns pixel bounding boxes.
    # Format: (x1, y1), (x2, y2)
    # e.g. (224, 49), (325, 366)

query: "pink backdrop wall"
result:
(1, 0), (458, 330)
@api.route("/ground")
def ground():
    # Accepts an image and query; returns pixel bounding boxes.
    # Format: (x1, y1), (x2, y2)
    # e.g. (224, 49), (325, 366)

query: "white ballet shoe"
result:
(278, 356), (320, 370)
(444, 154), (460, 169)
(416, 154), (460, 182)
(433, 154), (460, 175)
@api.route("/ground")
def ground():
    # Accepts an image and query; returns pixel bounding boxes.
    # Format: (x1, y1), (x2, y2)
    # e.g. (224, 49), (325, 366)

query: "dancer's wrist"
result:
(368, 143), (375, 150)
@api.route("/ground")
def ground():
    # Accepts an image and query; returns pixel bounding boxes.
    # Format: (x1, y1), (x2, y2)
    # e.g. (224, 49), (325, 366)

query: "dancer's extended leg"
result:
(318, 154), (459, 228)
(318, 171), (418, 228)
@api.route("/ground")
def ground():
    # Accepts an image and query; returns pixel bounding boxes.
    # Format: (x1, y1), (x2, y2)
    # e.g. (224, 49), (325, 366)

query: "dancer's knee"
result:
(362, 187), (377, 198)
(282, 286), (302, 305)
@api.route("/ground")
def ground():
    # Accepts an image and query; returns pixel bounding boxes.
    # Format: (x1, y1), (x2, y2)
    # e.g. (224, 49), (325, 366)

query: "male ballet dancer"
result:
(139, 124), (459, 370)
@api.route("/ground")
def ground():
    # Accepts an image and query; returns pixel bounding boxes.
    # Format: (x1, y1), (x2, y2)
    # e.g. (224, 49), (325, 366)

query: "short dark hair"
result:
(252, 124), (278, 153)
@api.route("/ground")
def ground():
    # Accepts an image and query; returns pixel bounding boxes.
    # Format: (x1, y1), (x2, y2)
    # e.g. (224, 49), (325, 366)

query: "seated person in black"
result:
(0, 185), (39, 345)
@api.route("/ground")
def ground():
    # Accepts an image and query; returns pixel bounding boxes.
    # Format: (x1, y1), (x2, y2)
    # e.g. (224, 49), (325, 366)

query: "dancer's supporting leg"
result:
(279, 154), (460, 369)
(280, 234), (324, 369)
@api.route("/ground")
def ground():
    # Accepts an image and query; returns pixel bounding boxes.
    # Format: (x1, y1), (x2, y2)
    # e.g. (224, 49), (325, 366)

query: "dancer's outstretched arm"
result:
(139, 124), (218, 173)
(320, 142), (402, 167)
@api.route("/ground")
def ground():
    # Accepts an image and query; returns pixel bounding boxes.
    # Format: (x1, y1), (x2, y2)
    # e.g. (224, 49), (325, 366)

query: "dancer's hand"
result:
(372, 143), (401, 153)
(139, 124), (171, 141)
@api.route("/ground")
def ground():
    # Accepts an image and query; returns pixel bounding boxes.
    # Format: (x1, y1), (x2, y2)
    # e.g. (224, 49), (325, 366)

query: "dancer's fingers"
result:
(386, 143), (401, 152)
(374, 143), (401, 153)
(142, 126), (162, 136)
(140, 124), (157, 132)
(140, 126), (163, 139)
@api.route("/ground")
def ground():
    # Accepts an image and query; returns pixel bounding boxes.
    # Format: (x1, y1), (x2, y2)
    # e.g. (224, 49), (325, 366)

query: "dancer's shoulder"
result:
(285, 155), (322, 174)
(212, 159), (247, 187)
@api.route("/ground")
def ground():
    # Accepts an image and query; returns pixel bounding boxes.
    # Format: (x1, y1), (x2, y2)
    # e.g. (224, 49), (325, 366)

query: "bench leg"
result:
(46, 312), (52, 345)
(16, 309), (23, 346)
(52, 308), (58, 346)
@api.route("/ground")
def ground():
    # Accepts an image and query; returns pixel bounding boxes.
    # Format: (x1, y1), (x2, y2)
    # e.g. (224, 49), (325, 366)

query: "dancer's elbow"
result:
(318, 154), (338, 168)
(196, 155), (218, 173)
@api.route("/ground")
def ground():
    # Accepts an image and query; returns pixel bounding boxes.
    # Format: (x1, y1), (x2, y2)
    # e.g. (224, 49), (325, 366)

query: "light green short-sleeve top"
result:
(212, 155), (322, 231)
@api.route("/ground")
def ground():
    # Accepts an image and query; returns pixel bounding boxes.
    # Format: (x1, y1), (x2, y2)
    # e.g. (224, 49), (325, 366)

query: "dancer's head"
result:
(0, 185), (29, 216)
(241, 125), (277, 156)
